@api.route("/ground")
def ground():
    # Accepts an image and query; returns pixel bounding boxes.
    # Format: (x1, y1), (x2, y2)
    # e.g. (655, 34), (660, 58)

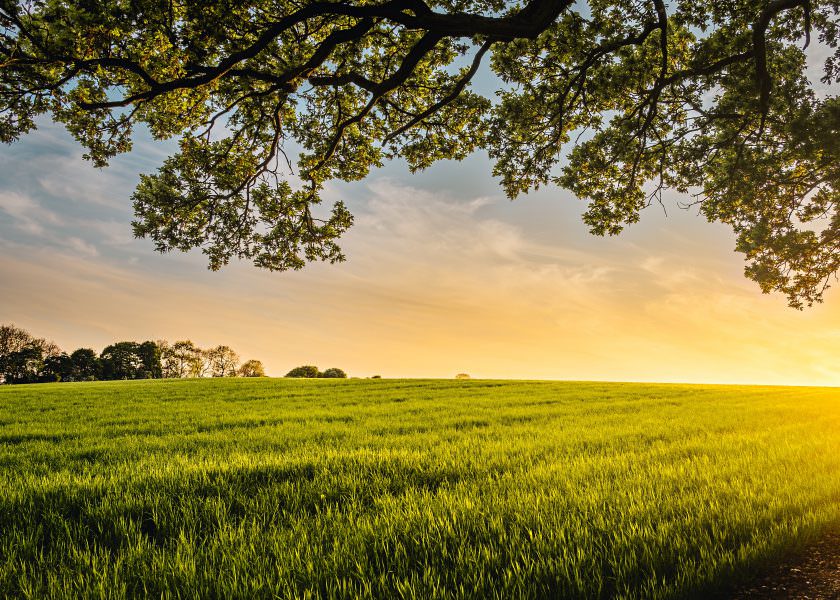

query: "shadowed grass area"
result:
(0, 378), (838, 599)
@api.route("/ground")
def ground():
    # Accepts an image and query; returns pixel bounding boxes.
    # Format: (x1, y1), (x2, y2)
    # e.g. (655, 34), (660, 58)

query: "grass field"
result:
(0, 379), (839, 599)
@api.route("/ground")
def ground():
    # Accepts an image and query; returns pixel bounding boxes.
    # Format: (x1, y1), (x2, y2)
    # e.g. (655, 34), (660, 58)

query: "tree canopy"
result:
(285, 365), (321, 378)
(284, 365), (348, 377)
(2, 0), (838, 306)
(238, 359), (266, 377)
(321, 367), (348, 378)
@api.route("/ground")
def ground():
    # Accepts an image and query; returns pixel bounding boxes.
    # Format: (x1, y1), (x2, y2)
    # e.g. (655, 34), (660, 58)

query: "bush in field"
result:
(285, 365), (319, 378)
(320, 368), (347, 379)
(455, 373), (471, 379)
(238, 360), (266, 377)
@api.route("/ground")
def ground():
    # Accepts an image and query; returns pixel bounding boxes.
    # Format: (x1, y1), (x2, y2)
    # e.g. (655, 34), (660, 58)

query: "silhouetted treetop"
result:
(2, 0), (838, 306)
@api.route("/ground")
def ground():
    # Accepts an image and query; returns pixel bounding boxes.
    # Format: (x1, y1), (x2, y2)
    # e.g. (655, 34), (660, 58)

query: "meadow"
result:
(0, 378), (838, 599)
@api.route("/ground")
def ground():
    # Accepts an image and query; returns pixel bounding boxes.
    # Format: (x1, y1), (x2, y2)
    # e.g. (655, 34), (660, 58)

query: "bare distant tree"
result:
(40, 340), (61, 358)
(0, 324), (34, 358)
(206, 345), (239, 378)
(196, 349), (213, 378)
(161, 340), (203, 378)
(156, 339), (172, 375)
(0, 324), (59, 357)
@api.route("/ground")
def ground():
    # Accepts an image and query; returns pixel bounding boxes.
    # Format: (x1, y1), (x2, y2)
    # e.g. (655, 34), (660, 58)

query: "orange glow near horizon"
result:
(2, 159), (839, 386)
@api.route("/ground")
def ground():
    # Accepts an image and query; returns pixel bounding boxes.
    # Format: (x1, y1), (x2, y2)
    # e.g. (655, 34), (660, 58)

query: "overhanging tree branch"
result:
(1, 0), (837, 307)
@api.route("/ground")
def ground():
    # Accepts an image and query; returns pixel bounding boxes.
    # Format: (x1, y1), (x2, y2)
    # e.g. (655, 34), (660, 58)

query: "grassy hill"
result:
(1, 378), (839, 599)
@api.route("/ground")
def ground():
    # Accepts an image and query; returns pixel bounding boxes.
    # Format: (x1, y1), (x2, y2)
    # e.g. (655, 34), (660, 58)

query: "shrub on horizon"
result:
(285, 365), (319, 378)
(320, 368), (347, 379)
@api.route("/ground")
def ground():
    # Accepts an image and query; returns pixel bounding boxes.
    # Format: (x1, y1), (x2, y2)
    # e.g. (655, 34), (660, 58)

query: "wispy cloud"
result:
(65, 237), (100, 257)
(0, 191), (61, 236)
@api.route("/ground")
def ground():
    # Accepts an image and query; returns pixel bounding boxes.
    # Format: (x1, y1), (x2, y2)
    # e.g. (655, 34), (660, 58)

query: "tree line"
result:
(0, 324), (265, 384)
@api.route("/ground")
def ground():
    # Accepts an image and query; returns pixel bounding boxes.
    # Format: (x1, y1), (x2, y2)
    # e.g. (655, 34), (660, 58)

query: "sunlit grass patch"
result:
(0, 379), (838, 598)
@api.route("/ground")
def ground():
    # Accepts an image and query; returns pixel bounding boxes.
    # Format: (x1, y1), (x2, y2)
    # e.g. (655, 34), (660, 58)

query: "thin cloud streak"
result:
(0, 191), (61, 236)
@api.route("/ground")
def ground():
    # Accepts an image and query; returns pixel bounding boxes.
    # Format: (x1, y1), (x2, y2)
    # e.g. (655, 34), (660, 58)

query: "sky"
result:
(1, 109), (839, 384)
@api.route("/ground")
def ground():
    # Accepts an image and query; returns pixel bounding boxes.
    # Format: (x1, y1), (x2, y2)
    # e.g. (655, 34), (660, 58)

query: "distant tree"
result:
(40, 353), (75, 382)
(161, 340), (203, 378)
(320, 368), (347, 379)
(0, 324), (61, 383)
(455, 373), (471, 380)
(371, 375), (382, 379)
(197, 348), (214, 378)
(0, 324), (33, 383)
(70, 348), (101, 381)
(206, 345), (239, 377)
(100, 342), (144, 380)
(286, 365), (320, 378)
(0, 324), (65, 384)
(40, 340), (62, 358)
(2, 344), (44, 384)
(136, 341), (162, 379)
(0, 324), (33, 359)
(157, 340), (173, 376)
(238, 360), (266, 378)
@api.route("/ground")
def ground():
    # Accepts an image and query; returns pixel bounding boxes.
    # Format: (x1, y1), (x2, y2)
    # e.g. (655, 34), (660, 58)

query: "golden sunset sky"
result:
(1, 118), (838, 384)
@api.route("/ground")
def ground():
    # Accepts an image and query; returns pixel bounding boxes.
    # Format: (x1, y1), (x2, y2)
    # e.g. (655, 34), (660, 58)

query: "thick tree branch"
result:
(752, 0), (811, 118)
(73, 0), (572, 110)
(315, 30), (444, 171)
(384, 39), (492, 143)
